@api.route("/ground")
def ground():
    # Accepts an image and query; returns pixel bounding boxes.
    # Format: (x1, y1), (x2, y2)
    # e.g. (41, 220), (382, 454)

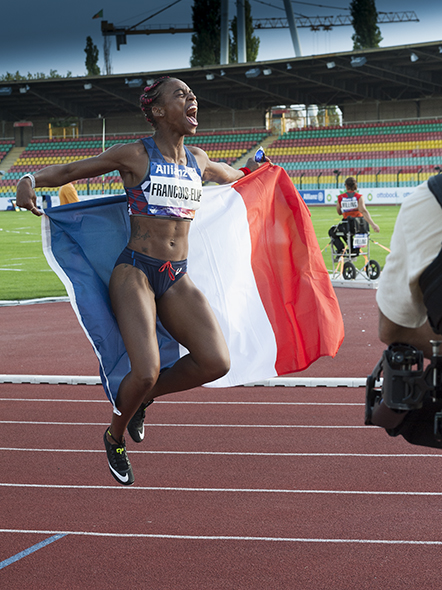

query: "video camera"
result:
(365, 340), (442, 448)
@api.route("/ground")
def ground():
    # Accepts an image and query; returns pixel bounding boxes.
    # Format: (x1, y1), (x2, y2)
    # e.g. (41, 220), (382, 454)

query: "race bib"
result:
(145, 162), (202, 211)
(341, 197), (358, 212)
(353, 233), (368, 248)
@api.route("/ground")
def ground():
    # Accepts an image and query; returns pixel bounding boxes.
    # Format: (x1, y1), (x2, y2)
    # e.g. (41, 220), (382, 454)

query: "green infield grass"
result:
(0, 211), (67, 301)
(0, 204), (399, 301)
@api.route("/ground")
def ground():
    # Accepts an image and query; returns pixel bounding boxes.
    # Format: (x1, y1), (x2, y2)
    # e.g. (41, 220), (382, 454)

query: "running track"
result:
(2, 289), (442, 589)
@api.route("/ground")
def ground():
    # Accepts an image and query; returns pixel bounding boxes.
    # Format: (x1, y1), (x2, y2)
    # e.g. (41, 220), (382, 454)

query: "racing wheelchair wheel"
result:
(343, 261), (357, 280)
(366, 259), (381, 280)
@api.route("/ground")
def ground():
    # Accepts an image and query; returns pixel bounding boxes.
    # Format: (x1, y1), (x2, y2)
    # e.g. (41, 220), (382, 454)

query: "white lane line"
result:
(1, 448), (441, 458)
(0, 420), (370, 429)
(0, 398), (364, 406)
(0, 528), (440, 545)
(1, 483), (442, 496)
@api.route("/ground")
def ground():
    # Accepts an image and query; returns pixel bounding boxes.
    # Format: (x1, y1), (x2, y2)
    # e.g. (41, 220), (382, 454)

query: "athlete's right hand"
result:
(16, 178), (43, 216)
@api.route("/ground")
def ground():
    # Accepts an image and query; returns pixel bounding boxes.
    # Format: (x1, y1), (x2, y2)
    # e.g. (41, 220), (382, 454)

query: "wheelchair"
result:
(328, 217), (381, 281)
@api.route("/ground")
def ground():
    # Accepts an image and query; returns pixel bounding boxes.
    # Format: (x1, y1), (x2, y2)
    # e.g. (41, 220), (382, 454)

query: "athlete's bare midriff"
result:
(127, 215), (191, 261)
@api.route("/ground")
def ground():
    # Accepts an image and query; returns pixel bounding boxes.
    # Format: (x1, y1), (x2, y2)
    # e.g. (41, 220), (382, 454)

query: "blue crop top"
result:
(125, 136), (203, 219)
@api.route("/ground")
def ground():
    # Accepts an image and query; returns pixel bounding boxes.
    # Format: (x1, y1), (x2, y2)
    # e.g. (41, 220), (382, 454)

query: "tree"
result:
(85, 36), (100, 76)
(190, 0), (221, 67)
(317, 105), (341, 127)
(350, 0), (382, 49)
(229, 0), (260, 63)
(0, 70), (72, 81)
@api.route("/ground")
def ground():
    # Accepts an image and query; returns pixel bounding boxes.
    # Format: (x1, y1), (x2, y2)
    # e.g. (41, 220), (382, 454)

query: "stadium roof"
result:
(1, 40), (442, 121)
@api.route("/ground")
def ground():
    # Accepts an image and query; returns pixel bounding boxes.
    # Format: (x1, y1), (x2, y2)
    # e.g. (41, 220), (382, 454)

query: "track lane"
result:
(3, 485), (442, 542)
(2, 534), (441, 590)
(3, 291), (442, 589)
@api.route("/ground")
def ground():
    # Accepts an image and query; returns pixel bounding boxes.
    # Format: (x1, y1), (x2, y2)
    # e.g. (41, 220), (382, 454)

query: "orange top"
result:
(338, 191), (363, 218)
(58, 183), (79, 205)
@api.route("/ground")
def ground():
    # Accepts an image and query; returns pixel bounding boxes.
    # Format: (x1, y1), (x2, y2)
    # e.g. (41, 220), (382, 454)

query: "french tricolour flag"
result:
(42, 164), (344, 410)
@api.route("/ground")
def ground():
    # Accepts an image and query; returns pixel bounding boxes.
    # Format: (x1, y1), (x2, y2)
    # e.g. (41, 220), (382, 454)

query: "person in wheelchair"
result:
(329, 176), (380, 257)
(366, 174), (442, 449)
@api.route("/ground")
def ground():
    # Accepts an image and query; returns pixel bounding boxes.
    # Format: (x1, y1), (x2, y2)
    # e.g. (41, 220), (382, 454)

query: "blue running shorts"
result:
(114, 247), (187, 299)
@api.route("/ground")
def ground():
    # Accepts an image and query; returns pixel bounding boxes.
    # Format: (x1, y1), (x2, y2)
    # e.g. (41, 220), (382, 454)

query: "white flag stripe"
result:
(188, 183), (277, 386)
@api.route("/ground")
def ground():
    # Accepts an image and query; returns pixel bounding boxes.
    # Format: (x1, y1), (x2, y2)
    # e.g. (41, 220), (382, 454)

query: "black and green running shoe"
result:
(127, 400), (154, 443)
(103, 428), (134, 486)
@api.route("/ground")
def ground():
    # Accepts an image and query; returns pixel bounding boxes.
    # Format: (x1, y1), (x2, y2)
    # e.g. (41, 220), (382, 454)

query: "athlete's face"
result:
(157, 79), (198, 135)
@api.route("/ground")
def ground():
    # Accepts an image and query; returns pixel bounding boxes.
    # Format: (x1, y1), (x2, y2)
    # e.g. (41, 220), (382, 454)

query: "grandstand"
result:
(2, 119), (442, 196)
(0, 140), (14, 168)
(1, 119), (442, 197)
(1, 40), (442, 200)
(266, 118), (442, 189)
(0, 129), (271, 197)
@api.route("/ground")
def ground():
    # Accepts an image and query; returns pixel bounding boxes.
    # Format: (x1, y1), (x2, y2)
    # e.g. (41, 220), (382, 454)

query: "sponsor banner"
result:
(0, 194), (107, 211)
(298, 189), (325, 205)
(306, 186), (418, 206)
(0, 184), (420, 211)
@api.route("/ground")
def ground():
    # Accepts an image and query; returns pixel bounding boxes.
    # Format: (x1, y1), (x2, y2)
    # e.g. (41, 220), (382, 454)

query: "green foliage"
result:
(317, 106), (341, 127)
(229, 0), (260, 63)
(0, 206), (399, 301)
(190, 0), (221, 67)
(0, 70), (72, 81)
(189, 0), (259, 66)
(350, 0), (382, 49)
(49, 116), (79, 128)
(48, 69), (71, 79)
(85, 36), (100, 76)
(30, 72), (48, 79)
(0, 71), (27, 81)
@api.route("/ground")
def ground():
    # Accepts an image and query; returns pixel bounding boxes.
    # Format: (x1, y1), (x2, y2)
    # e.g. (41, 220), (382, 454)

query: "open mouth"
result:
(186, 105), (198, 127)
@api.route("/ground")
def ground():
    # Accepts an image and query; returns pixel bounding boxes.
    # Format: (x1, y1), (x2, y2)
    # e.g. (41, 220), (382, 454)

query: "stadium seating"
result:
(0, 135), (141, 197)
(0, 140), (15, 166)
(266, 118), (442, 189)
(184, 129), (271, 165)
(0, 129), (271, 197)
(2, 120), (441, 197)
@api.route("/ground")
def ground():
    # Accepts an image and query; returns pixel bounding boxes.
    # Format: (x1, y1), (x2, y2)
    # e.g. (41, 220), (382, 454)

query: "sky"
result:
(1, 0), (441, 78)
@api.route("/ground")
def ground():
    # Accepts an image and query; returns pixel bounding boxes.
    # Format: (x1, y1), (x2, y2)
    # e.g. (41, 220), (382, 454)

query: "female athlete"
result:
(16, 77), (265, 485)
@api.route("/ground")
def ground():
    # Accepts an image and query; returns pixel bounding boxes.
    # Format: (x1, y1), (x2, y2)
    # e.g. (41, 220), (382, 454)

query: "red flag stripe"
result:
(234, 164), (344, 374)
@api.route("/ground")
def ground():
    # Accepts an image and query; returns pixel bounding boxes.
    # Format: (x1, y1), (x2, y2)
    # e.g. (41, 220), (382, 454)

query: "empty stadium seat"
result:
(265, 118), (442, 188)
(0, 129), (273, 196)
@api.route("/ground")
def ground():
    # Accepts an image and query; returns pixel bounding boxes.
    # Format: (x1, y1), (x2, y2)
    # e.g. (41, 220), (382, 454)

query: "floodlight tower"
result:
(237, 0), (247, 63)
(220, 0), (229, 64)
(282, 0), (302, 56)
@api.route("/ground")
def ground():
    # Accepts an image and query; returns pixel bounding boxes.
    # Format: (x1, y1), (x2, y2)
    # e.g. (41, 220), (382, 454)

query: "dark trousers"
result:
(328, 217), (369, 254)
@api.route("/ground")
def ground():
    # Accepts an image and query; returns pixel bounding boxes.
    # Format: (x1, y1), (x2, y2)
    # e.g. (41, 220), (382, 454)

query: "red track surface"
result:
(2, 289), (442, 589)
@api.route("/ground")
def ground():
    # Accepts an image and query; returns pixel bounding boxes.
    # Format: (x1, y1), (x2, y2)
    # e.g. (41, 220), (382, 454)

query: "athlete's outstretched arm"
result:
(15, 143), (140, 215)
(189, 146), (269, 185)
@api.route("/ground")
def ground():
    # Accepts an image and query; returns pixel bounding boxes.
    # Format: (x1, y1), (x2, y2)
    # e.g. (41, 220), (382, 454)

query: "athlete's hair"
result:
(345, 176), (357, 191)
(140, 77), (171, 127)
